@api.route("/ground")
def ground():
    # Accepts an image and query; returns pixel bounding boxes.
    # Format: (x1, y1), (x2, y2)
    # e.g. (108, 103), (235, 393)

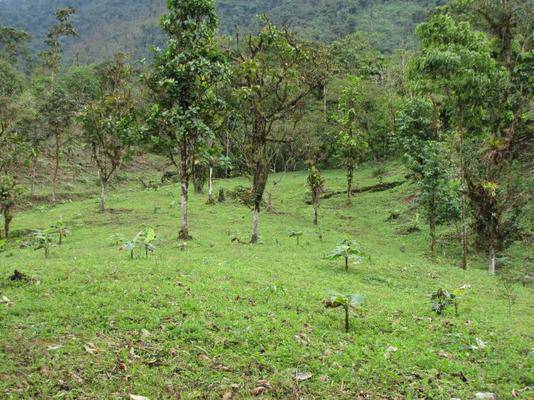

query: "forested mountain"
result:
(0, 0), (445, 62)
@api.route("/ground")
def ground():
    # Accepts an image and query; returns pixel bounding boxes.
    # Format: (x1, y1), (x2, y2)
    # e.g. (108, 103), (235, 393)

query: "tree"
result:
(307, 163), (324, 225)
(147, 0), (227, 240)
(39, 7), (78, 202)
(230, 19), (328, 242)
(335, 76), (369, 204)
(397, 97), (460, 256)
(411, 13), (508, 270)
(0, 57), (29, 238)
(0, 25), (31, 69)
(80, 55), (140, 211)
(455, 0), (533, 274)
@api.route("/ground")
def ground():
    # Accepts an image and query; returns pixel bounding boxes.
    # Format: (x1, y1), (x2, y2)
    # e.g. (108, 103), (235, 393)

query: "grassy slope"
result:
(0, 162), (532, 399)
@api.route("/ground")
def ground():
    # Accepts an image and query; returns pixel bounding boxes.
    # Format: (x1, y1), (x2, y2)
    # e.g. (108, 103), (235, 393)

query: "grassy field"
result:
(0, 161), (532, 399)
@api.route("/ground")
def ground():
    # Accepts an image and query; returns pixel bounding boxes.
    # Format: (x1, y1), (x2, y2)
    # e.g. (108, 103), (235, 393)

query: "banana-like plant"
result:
(324, 292), (364, 332)
(120, 226), (156, 259)
(50, 218), (70, 245)
(31, 228), (55, 258)
(288, 229), (304, 245)
(329, 239), (365, 271)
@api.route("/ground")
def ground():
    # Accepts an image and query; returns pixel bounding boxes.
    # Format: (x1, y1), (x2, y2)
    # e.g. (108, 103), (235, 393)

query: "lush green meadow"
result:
(0, 162), (532, 399)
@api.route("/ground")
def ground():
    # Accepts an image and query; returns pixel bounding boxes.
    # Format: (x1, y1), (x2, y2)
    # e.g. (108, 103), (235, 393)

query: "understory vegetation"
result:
(0, 162), (532, 399)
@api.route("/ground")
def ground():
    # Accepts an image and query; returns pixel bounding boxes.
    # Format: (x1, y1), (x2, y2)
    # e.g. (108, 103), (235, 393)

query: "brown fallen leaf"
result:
(222, 391), (233, 400)
(438, 350), (453, 359)
(251, 386), (268, 396)
(39, 366), (52, 377)
(256, 380), (271, 388)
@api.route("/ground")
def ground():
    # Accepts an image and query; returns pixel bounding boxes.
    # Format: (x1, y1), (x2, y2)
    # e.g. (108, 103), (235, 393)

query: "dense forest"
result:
(0, 0), (533, 398)
(0, 0), (445, 61)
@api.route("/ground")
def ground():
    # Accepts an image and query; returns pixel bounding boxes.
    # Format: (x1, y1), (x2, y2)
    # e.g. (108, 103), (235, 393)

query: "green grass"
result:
(1, 162), (532, 399)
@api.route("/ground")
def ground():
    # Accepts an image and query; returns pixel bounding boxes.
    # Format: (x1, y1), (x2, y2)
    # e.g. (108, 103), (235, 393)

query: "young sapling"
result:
(430, 287), (467, 316)
(51, 218), (70, 245)
(31, 229), (55, 258)
(329, 239), (365, 271)
(119, 226), (156, 259)
(288, 229), (304, 245)
(324, 292), (364, 332)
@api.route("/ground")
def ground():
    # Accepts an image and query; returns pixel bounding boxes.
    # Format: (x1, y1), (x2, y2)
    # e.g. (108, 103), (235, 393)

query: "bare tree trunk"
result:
(313, 200), (318, 225)
(250, 141), (268, 244)
(459, 131), (468, 269)
(30, 155), (37, 195)
(179, 179), (190, 240)
(207, 166), (214, 204)
(251, 206), (260, 243)
(347, 167), (353, 203)
(488, 246), (496, 274)
(2, 208), (12, 239)
(52, 132), (61, 202)
(99, 175), (108, 212)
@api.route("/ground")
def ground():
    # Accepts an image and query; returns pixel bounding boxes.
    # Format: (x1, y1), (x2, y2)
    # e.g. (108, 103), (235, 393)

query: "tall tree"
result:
(0, 59), (29, 238)
(147, 0), (227, 240)
(40, 7), (78, 202)
(80, 55), (141, 211)
(0, 26), (31, 69)
(397, 97), (460, 256)
(412, 13), (515, 272)
(230, 20), (328, 243)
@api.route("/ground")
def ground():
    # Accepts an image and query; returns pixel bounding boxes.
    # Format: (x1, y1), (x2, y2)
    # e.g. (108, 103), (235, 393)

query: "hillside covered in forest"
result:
(0, 0), (445, 62)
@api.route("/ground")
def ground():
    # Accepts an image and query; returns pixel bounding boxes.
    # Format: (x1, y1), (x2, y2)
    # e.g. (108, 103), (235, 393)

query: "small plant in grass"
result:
(109, 233), (126, 246)
(430, 287), (467, 316)
(50, 219), (70, 245)
(31, 229), (55, 258)
(120, 227), (156, 259)
(405, 212), (421, 233)
(288, 229), (303, 245)
(324, 292), (364, 333)
(329, 240), (365, 271)
(372, 166), (387, 184)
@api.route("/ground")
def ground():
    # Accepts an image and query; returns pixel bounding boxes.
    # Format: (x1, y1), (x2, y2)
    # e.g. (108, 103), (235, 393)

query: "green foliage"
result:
(0, 176), (23, 239)
(0, 25), (31, 67)
(109, 233), (126, 246)
(430, 288), (458, 316)
(334, 76), (370, 200)
(120, 226), (156, 259)
(50, 218), (70, 245)
(79, 53), (141, 211)
(329, 239), (366, 271)
(0, 0), (442, 62)
(30, 228), (55, 258)
(372, 166), (387, 184)
(287, 229), (303, 245)
(146, 0), (227, 239)
(324, 292), (365, 332)
(397, 97), (460, 255)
